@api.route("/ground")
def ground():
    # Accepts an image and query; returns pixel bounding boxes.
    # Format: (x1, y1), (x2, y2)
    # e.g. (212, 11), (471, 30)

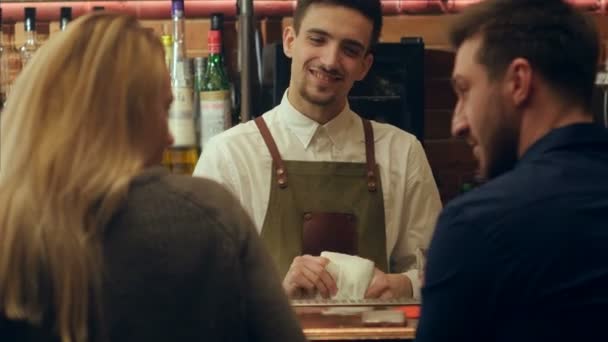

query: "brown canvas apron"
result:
(255, 117), (388, 278)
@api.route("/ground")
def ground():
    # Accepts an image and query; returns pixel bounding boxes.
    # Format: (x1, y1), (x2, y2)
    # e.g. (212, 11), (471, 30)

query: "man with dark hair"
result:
(417, 1), (608, 341)
(293, 0), (383, 49)
(194, 0), (441, 300)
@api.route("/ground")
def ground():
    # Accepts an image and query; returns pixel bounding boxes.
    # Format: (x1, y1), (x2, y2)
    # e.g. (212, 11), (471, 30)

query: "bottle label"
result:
(200, 90), (231, 150)
(169, 86), (197, 147)
(207, 30), (222, 54)
(208, 44), (222, 55)
(208, 43), (221, 54)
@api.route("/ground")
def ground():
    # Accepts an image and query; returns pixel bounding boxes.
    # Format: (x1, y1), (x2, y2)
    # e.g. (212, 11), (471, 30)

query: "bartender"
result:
(194, 0), (441, 300)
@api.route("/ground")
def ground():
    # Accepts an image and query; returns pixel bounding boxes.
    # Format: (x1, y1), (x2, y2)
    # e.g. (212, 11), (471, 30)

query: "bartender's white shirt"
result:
(194, 93), (442, 299)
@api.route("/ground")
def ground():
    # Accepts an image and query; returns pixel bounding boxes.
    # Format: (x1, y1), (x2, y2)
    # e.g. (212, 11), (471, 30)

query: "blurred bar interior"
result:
(1, 0), (608, 202)
(1, 1), (608, 20)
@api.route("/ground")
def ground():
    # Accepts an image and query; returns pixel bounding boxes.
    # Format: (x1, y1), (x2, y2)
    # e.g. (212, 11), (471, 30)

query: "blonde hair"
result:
(0, 13), (167, 342)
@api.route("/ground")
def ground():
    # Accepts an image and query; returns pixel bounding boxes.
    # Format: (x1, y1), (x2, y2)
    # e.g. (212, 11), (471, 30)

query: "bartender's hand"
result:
(283, 255), (338, 299)
(364, 268), (413, 299)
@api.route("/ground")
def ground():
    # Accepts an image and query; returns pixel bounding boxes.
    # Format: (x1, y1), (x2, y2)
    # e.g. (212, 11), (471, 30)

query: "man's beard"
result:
(298, 83), (337, 107)
(485, 128), (519, 180)
(298, 65), (343, 107)
(483, 103), (520, 180)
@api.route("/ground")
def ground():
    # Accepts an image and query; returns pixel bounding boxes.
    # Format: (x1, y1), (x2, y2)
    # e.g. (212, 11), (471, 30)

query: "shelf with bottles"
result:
(0, 6), (71, 110)
(0, 1), (297, 21)
(0, 3), (244, 60)
(160, 2), (234, 174)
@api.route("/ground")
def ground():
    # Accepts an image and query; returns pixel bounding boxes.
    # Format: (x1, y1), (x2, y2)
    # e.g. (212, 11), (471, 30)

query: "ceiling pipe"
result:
(0, 0), (606, 21)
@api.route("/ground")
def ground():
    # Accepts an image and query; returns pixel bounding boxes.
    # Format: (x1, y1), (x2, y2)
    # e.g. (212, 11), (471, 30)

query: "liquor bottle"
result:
(0, 20), (22, 109)
(36, 22), (50, 45)
(193, 56), (206, 152)
(166, 0), (198, 174)
(199, 13), (232, 152)
(20, 8), (39, 67)
(60, 7), (72, 31)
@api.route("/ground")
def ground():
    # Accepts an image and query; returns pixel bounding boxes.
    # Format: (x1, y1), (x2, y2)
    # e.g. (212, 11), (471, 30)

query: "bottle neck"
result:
(207, 30), (224, 63)
(171, 10), (186, 60)
(24, 29), (37, 44)
(207, 53), (223, 66)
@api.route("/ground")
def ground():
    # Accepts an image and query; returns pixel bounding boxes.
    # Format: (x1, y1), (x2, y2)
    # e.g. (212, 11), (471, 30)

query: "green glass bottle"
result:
(199, 13), (232, 152)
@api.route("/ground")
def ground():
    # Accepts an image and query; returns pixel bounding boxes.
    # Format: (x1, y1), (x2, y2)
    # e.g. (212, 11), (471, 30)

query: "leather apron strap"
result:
(255, 116), (377, 192)
(362, 119), (377, 192)
(255, 115), (389, 276)
(254, 117), (288, 188)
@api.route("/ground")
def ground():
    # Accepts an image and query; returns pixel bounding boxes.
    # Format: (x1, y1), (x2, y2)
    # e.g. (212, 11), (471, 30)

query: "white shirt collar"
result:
(278, 90), (356, 150)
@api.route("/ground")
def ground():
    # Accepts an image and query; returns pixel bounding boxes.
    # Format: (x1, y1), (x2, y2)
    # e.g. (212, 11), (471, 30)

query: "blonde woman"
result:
(0, 13), (306, 342)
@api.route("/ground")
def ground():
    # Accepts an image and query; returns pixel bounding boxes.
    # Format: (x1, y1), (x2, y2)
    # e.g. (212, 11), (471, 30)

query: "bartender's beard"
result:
(299, 83), (338, 107)
(298, 65), (344, 107)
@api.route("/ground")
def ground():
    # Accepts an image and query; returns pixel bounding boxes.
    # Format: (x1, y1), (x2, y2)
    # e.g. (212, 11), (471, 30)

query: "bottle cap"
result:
(211, 13), (224, 31)
(24, 7), (36, 31)
(60, 7), (72, 21)
(171, 0), (184, 13)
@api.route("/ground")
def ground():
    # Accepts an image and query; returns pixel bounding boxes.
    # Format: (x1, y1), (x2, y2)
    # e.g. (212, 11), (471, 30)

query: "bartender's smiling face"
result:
(282, 3), (374, 115)
(451, 35), (520, 180)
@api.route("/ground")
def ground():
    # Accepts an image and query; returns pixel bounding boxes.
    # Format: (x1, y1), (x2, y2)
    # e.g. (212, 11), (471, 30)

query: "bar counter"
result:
(293, 299), (420, 341)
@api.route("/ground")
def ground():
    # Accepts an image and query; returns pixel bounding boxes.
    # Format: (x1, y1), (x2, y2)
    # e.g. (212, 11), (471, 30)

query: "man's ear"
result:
(282, 26), (296, 59)
(503, 58), (532, 107)
(356, 53), (374, 81)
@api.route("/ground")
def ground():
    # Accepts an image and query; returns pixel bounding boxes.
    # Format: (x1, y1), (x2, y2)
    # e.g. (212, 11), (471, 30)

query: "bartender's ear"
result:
(283, 26), (296, 59)
(356, 53), (374, 81)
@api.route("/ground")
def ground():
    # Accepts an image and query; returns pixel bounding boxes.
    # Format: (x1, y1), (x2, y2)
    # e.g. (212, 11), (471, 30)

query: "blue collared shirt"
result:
(417, 123), (608, 342)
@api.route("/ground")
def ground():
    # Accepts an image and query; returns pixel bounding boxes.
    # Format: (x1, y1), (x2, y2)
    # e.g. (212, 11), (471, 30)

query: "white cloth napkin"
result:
(319, 251), (375, 300)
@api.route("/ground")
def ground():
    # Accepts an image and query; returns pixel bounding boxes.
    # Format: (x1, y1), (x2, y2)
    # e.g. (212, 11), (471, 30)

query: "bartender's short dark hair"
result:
(449, 0), (598, 110)
(293, 0), (382, 51)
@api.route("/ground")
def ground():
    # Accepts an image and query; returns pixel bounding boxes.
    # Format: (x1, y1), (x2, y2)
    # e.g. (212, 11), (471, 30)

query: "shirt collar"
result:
(518, 123), (608, 165)
(278, 90), (356, 149)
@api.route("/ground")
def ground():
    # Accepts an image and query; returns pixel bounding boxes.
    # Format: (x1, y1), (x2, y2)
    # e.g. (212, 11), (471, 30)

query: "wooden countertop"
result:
(295, 305), (419, 341)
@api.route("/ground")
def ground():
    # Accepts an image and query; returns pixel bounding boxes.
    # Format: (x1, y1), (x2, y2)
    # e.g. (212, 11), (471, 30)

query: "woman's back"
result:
(0, 12), (304, 342)
(103, 168), (305, 341)
(1, 168), (306, 341)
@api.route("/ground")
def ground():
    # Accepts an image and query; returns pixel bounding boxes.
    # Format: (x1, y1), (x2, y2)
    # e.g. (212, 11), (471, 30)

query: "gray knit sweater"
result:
(1, 167), (307, 342)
